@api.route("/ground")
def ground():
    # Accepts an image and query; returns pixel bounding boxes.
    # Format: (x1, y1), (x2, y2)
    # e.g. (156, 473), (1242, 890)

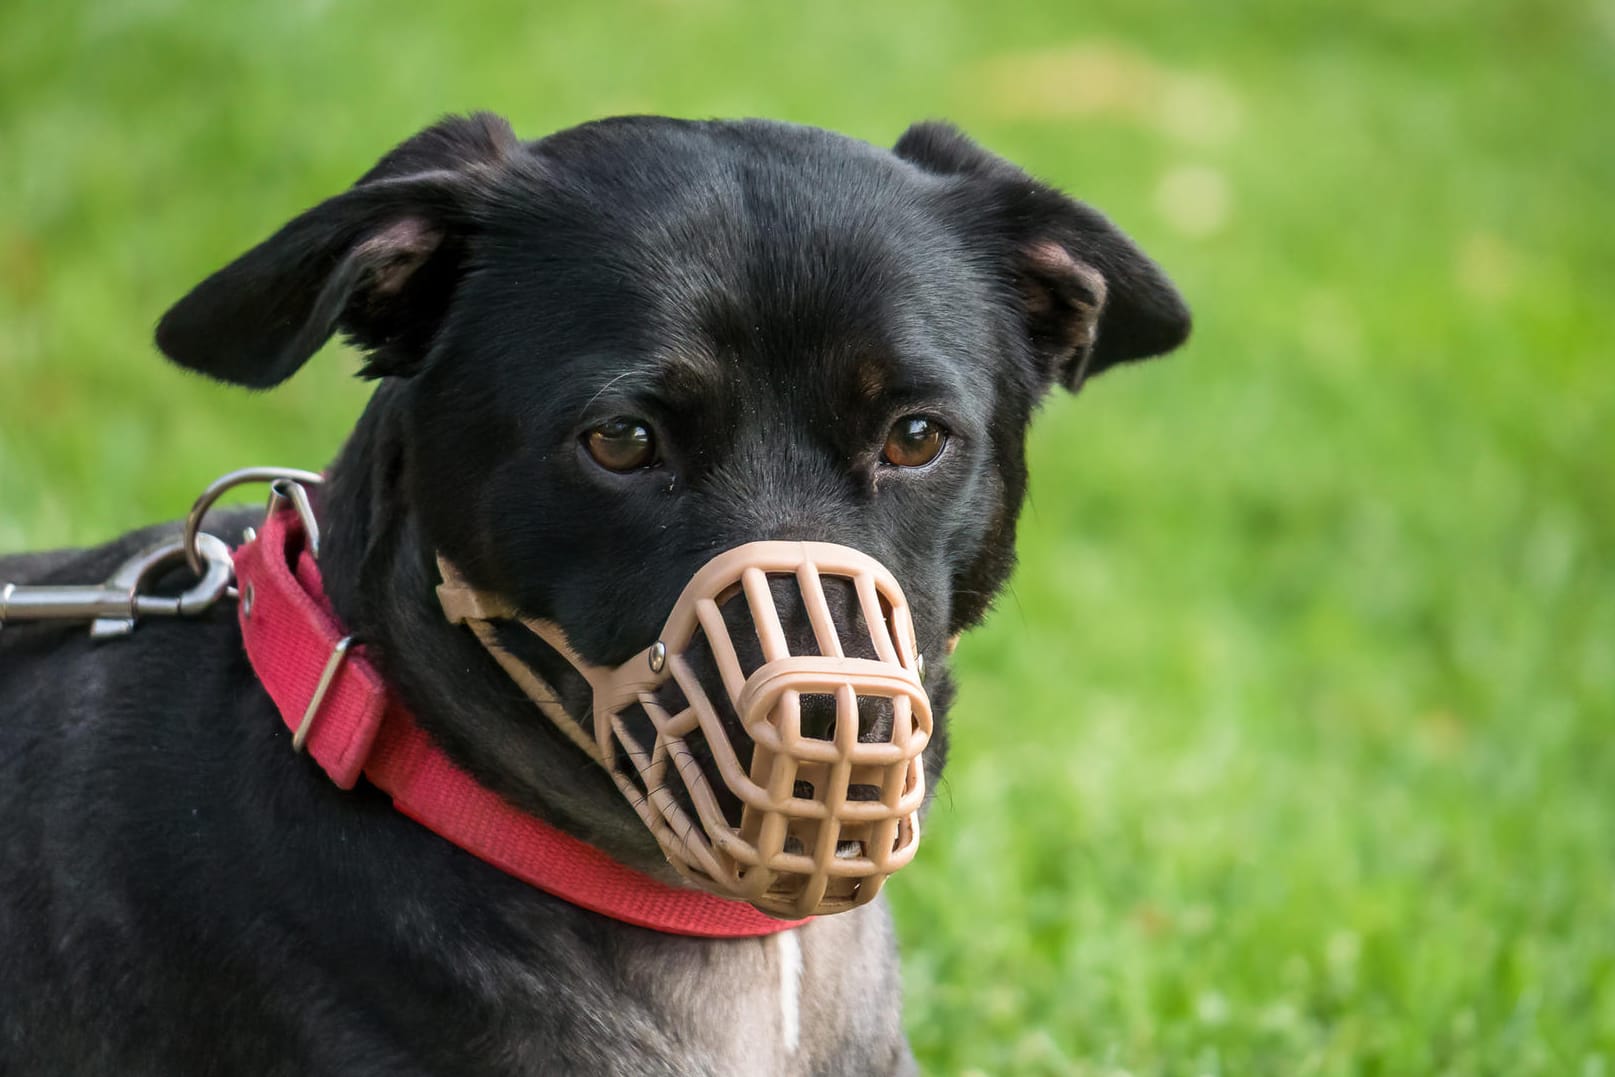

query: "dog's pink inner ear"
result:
(357, 217), (445, 297)
(1017, 241), (1110, 390)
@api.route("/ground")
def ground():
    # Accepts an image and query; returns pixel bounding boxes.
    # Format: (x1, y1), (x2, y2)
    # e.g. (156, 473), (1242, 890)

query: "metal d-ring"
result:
(183, 467), (324, 576)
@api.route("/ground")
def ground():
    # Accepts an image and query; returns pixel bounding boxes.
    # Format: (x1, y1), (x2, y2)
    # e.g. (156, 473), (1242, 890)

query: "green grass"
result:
(3, 1), (1612, 1072)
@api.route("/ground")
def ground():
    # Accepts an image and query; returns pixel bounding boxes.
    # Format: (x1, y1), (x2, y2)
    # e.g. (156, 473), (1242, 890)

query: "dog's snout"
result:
(739, 574), (897, 742)
(649, 559), (907, 828)
(709, 572), (880, 672)
(764, 573), (876, 662)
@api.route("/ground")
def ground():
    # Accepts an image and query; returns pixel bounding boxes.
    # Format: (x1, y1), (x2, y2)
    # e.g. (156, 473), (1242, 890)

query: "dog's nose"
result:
(795, 690), (895, 743)
(727, 573), (896, 743)
(766, 571), (868, 654)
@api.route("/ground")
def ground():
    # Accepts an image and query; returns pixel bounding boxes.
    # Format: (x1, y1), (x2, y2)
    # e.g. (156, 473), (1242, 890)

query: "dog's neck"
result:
(312, 385), (680, 881)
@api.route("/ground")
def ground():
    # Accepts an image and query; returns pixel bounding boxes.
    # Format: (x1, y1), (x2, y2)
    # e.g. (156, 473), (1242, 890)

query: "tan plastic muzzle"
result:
(436, 541), (933, 918)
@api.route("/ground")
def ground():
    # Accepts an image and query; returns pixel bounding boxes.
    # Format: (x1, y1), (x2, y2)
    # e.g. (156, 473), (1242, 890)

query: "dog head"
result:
(156, 113), (1188, 907)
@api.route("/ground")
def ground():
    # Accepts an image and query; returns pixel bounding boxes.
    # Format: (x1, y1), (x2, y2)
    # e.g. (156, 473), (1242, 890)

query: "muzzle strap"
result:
(437, 562), (665, 766)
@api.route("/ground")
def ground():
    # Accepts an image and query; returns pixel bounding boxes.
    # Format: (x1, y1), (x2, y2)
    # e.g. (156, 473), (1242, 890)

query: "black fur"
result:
(1, 113), (1187, 1074)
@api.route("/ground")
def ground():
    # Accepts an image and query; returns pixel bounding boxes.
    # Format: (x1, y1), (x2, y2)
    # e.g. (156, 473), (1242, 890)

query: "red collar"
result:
(232, 506), (805, 938)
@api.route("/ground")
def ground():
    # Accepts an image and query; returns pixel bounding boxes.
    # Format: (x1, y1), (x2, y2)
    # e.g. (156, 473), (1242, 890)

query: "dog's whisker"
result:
(580, 370), (638, 412)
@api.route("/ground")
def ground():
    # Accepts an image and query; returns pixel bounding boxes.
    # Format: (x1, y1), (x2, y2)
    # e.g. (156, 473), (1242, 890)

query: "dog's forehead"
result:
(467, 119), (999, 407)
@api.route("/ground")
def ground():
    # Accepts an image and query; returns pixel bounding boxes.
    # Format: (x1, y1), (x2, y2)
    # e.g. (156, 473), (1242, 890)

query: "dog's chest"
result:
(620, 930), (806, 1074)
(452, 908), (912, 1076)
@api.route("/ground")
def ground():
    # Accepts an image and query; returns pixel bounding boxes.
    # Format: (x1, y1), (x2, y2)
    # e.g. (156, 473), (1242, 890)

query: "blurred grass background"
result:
(3, 0), (1612, 1072)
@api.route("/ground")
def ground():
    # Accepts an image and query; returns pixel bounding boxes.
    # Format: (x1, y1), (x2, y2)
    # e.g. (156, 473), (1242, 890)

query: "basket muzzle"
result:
(437, 541), (933, 918)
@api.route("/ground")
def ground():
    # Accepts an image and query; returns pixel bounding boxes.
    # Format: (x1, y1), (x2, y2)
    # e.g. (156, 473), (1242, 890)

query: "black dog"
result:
(0, 114), (1187, 1074)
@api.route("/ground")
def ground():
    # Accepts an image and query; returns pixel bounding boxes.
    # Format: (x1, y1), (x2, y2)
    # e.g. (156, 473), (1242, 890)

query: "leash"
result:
(0, 469), (804, 938)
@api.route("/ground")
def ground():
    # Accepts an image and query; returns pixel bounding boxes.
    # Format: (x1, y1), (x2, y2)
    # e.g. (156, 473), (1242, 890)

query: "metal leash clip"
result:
(0, 466), (323, 639)
(0, 534), (235, 639)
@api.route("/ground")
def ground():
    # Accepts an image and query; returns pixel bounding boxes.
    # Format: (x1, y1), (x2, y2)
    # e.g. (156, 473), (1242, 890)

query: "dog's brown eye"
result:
(881, 416), (947, 468)
(584, 418), (657, 472)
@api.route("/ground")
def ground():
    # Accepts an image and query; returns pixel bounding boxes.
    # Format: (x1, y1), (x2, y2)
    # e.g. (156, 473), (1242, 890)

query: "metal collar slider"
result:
(291, 635), (354, 752)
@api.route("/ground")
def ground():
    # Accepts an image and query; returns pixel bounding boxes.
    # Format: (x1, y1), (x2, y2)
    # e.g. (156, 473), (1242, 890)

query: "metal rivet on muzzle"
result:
(648, 640), (667, 673)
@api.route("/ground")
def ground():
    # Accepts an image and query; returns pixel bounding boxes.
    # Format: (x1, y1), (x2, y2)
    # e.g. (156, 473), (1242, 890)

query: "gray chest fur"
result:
(443, 905), (916, 1076)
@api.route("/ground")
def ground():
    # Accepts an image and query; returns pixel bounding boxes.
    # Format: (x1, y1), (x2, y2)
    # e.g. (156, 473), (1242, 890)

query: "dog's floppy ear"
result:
(895, 121), (1190, 390)
(156, 112), (519, 388)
